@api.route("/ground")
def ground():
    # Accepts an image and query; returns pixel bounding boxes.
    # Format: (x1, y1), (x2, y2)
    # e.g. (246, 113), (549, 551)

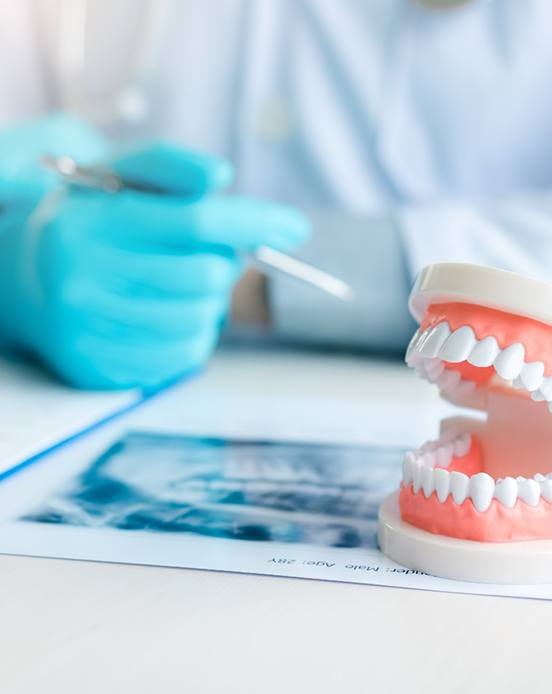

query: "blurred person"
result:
(1, 0), (552, 389)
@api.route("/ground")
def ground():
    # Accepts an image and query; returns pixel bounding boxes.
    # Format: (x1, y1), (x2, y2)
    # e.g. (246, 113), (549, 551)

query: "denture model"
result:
(378, 263), (552, 583)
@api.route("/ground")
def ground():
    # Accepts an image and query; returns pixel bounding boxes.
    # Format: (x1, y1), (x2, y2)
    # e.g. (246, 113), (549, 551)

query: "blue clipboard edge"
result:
(0, 366), (202, 484)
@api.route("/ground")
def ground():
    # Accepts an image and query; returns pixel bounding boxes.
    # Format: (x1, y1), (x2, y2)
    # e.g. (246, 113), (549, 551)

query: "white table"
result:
(0, 347), (549, 694)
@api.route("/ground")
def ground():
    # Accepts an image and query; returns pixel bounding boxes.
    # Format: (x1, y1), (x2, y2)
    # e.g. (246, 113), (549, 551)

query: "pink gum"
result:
(420, 303), (552, 375)
(399, 485), (552, 542)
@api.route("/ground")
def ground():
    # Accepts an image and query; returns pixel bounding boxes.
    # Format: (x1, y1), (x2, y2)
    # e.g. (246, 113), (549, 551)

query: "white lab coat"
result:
(2, 0), (552, 347)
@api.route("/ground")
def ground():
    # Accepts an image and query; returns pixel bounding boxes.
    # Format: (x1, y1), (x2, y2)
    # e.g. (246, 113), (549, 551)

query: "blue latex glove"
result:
(0, 114), (310, 389)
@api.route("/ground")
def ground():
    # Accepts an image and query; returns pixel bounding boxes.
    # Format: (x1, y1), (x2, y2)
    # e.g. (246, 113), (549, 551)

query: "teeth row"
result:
(403, 438), (552, 512)
(406, 323), (550, 398)
(414, 358), (476, 396)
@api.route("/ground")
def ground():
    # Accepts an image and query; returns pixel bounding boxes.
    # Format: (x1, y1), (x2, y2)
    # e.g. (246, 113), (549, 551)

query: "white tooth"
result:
(435, 443), (453, 468)
(412, 461), (423, 494)
(540, 377), (552, 401)
(450, 471), (470, 505)
(415, 363), (428, 380)
(453, 433), (472, 458)
(437, 369), (462, 392)
(517, 478), (540, 507)
(420, 452), (435, 470)
(467, 335), (499, 367)
(453, 380), (476, 398)
(419, 322), (450, 359)
(531, 390), (546, 402)
(402, 454), (414, 486)
(534, 473), (546, 482)
(405, 329), (421, 363)
(413, 327), (433, 355)
(519, 362), (545, 392)
(422, 466), (435, 498)
(512, 376), (524, 389)
(439, 326), (476, 363)
(494, 343), (525, 380)
(494, 477), (518, 508)
(469, 472), (495, 512)
(407, 328), (429, 365)
(424, 358), (445, 381)
(540, 479), (552, 503)
(434, 468), (450, 502)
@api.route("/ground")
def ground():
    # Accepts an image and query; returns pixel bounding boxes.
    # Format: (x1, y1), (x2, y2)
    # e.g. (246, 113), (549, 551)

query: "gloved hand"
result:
(0, 114), (310, 389)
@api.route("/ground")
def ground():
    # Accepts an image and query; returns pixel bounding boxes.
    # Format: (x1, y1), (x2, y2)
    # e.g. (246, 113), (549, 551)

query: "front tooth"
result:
(494, 477), (518, 508)
(434, 468), (450, 502)
(540, 479), (552, 503)
(450, 471), (470, 505)
(453, 433), (472, 458)
(422, 466), (435, 498)
(437, 369), (462, 392)
(469, 472), (495, 512)
(405, 329), (422, 363)
(419, 322), (450, 358)
(520, 362), (545, 392)
(403, 454), (415, 486)
(413, 327), (433, 355)
(439, 326), (476, 363)
(467, 335), (499, 367)
(412, 461), (423, 494)
(517, 478), (540, 506)
(494, 343), (525, 380)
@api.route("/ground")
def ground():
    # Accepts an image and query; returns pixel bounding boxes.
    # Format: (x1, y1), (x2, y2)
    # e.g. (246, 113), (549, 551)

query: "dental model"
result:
(378, 263), (552, 583)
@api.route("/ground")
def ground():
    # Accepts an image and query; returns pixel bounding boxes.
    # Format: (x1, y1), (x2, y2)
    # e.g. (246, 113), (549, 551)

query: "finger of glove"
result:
(56, 239), (243, 299)
(111, 143), (234, 199)
(52, 330), (218, 390)
(98, 194), (311, 253)
(67, 291), (229, 341)
(106, 252), (243, 299)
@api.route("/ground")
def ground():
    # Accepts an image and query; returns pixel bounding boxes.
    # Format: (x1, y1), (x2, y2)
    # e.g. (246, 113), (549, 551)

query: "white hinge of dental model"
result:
(406, 322), (552, 405)
(402, 433), (552, 512)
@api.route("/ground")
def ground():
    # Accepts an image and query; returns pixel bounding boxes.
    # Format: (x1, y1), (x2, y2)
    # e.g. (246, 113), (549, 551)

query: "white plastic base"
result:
(378, 493), (552, 584)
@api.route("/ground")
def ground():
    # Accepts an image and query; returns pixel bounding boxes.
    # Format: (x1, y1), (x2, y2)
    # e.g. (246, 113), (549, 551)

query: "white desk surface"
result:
(0, 347), (549, 694)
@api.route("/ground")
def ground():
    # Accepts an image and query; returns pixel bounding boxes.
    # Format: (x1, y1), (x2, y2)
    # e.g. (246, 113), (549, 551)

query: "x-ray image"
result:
(23, 432), (404, 548)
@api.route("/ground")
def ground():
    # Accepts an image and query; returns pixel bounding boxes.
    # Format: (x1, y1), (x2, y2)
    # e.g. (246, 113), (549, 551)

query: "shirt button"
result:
(256, 97), (293, 142)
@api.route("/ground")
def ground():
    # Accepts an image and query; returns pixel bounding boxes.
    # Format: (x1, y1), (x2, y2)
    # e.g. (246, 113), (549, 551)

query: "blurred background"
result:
(0, 0), (551, 390)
